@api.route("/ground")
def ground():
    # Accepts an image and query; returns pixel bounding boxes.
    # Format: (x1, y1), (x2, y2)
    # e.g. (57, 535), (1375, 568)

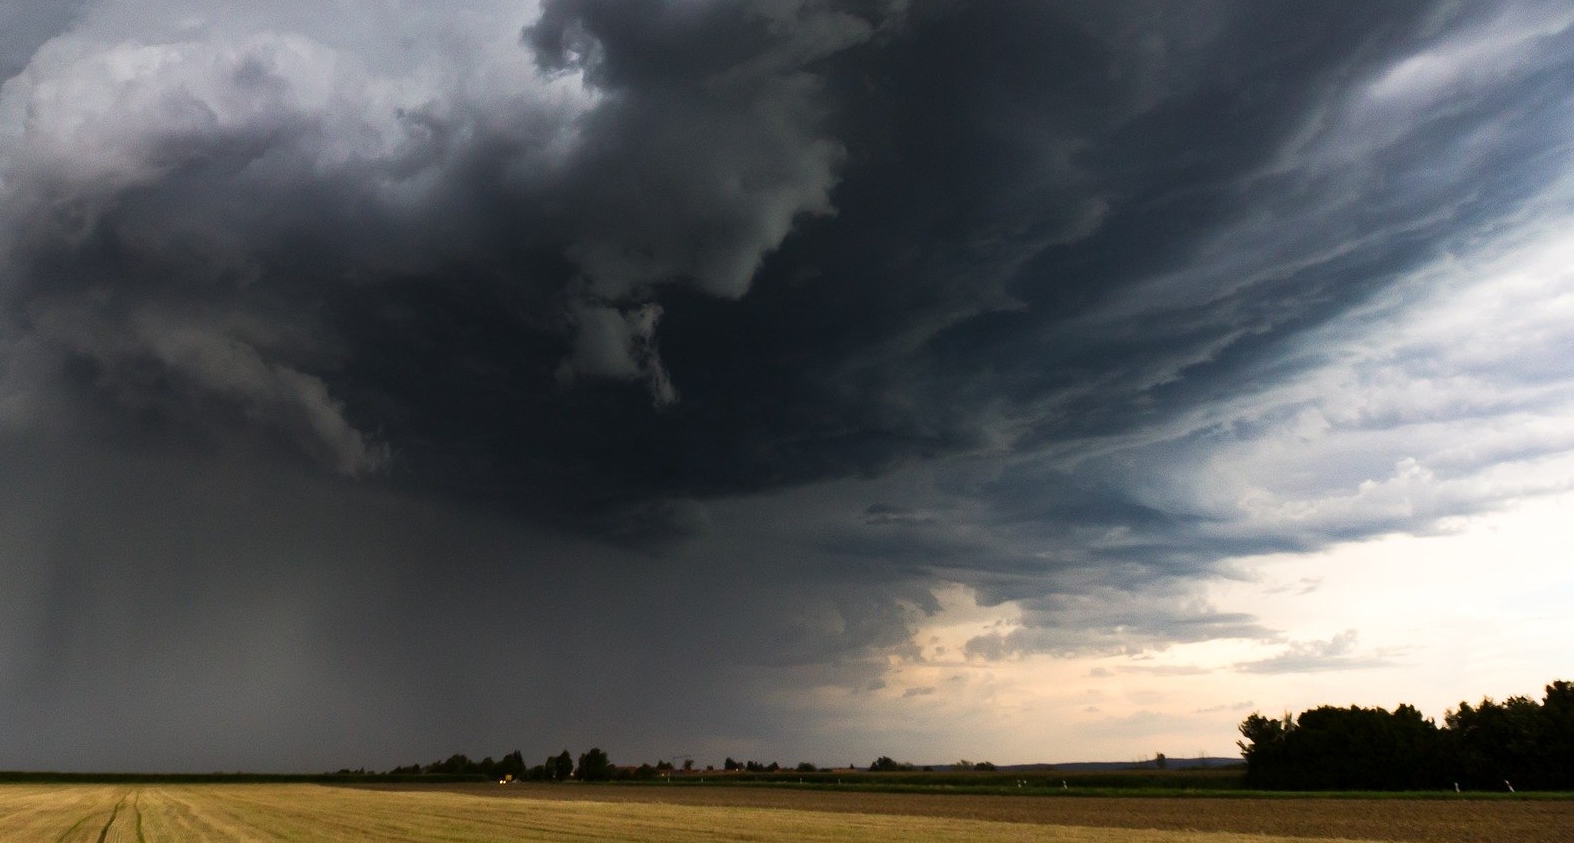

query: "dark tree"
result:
(1544, 681), (1574, 790)
(1447, 694), (1545, 789)
(577, 747), (612, 781)
(1238, 712), (1293, 788)
(427, 753), (471, 775)
(548, 750), (574, 782)
(1239, 680), (1574, 791)
(499, 750), (526, 780)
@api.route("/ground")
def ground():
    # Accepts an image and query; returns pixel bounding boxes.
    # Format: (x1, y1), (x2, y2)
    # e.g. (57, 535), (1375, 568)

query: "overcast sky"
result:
(2, 0), (1572, 773)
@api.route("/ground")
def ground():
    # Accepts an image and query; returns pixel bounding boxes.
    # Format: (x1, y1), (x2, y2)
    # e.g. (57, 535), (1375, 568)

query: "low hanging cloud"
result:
(558, 301), (676, 404)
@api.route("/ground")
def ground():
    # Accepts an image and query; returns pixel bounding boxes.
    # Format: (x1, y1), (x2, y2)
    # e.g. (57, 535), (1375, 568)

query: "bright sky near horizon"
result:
(1, 0), (1572, 772)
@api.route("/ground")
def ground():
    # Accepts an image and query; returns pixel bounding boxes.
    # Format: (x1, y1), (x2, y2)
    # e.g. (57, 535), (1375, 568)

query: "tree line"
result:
(722, 758), (823, 772)
(384, 748), (618, 781)
(379, 749), (815, 781)
(363, 751), (1003, 780)
(1238, 679), (1573, 790)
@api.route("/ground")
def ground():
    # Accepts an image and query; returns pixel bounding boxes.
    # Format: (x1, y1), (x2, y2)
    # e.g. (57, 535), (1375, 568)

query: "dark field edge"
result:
(347, 776), (1574, 801)
(678, 783), (1574, 800)
(5, 770), (1570, 799)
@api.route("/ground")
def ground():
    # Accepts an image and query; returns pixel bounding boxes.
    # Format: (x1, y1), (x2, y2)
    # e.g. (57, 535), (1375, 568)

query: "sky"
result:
(1, 0), (1572, 774)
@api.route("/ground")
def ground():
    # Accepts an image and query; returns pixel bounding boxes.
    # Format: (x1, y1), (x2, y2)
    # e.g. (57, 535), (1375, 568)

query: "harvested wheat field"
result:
(379, 782), (1574, 843)
(0, 783), (1569, 843)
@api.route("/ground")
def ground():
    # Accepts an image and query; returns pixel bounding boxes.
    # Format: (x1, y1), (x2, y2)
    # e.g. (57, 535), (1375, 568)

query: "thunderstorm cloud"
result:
(2, 0), (1573, 770)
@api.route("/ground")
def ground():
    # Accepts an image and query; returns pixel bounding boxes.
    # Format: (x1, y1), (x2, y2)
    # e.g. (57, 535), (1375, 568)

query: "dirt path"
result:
(348, 783), (1574, 843)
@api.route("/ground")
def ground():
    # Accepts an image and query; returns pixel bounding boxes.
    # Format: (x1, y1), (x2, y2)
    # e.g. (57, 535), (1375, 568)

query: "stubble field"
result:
(0, 783), (1568, 843)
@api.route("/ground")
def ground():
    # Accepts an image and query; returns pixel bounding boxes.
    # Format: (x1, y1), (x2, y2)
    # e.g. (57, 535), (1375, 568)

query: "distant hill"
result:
(931, 758), (1241, 773)
(1038, 758), (1241, 772)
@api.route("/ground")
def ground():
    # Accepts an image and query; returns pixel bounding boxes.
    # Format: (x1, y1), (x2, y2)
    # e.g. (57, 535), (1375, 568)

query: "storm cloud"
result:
(3, 0), (1574, 770)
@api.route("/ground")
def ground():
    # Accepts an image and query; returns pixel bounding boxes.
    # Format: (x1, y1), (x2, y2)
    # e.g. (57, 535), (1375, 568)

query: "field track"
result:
(0, 783), (1567, 842)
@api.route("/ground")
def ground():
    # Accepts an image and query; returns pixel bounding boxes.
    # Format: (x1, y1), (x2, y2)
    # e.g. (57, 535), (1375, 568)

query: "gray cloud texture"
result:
(3, 0), (1574, 770)
(1233, 630), (1397, 675)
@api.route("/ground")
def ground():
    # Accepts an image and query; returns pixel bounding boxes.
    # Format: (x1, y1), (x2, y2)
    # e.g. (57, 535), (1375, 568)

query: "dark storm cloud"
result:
(0, 0), (1474, 509)
(0, 1), (87, 79)
(4, 0), (1574, 769)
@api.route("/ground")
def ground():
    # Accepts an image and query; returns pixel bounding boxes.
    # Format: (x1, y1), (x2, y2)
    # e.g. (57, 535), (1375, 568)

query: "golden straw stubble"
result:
(1, 783), (1568, 843)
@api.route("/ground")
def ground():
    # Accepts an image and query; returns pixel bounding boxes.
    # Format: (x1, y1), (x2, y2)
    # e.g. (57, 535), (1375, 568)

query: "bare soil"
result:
(350, 783), (1574, 843)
